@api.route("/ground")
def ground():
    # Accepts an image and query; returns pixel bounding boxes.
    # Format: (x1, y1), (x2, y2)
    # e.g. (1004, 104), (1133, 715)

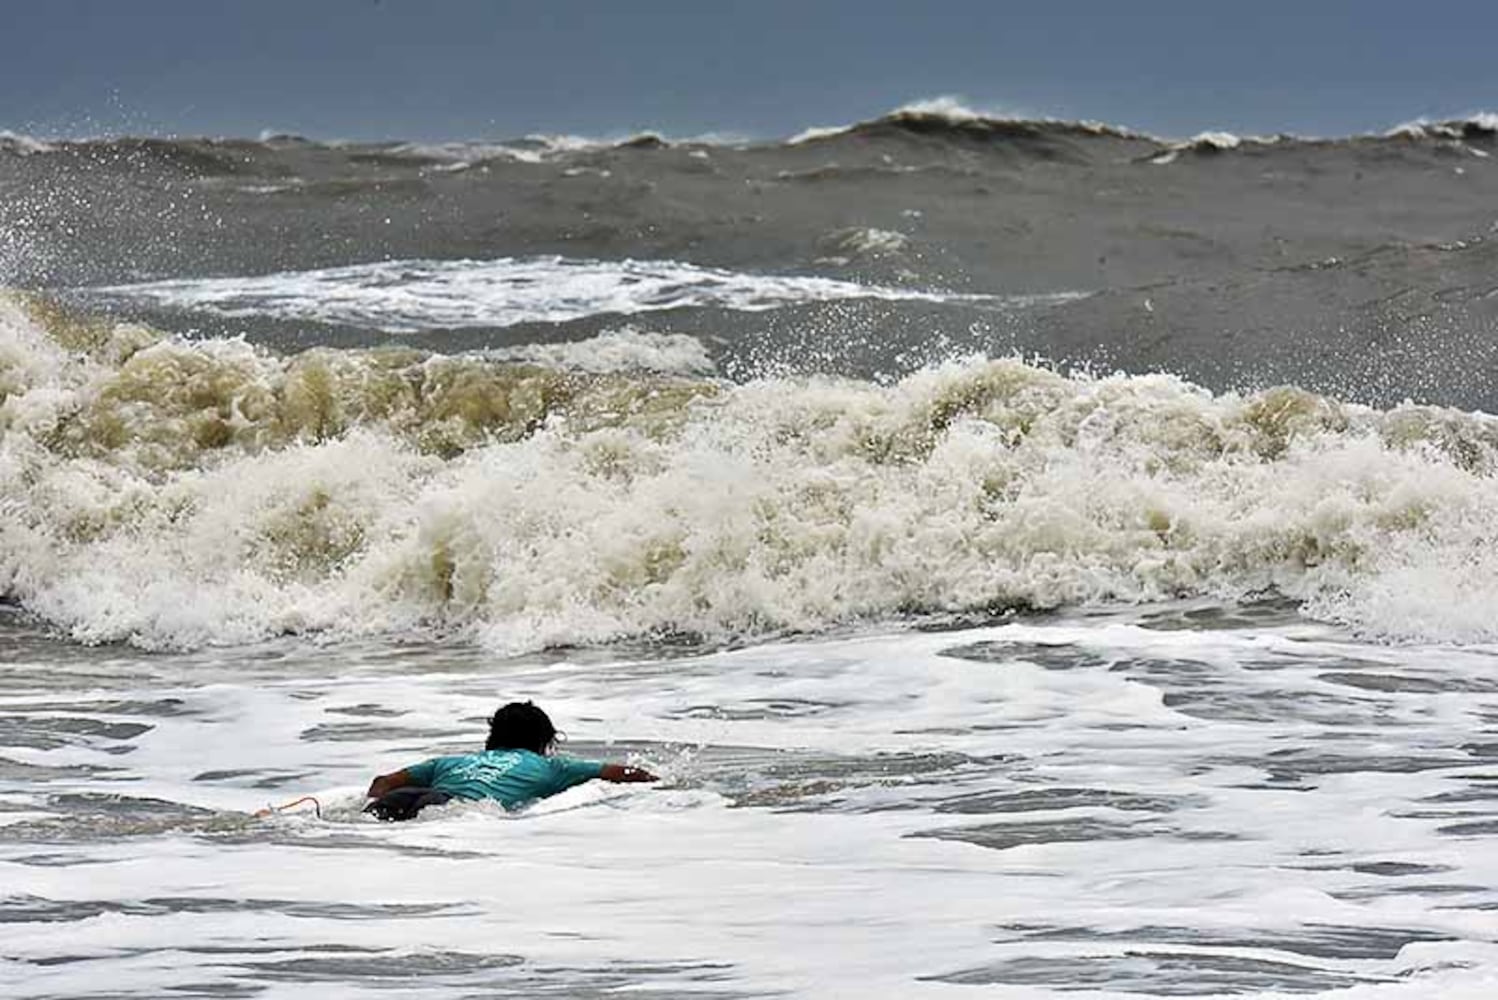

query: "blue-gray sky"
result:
(6, 0), (1497, 141)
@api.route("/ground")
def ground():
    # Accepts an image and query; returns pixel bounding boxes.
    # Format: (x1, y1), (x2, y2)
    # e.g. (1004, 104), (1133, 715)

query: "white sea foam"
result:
(382, 131), (734, 167)
(5, 620), (1498, 996)
(895, 95), (994, 122)
(1387, 112), (1498, 140)
(1150, 130), (1287, 163)
(786, 123), (853, 145)
(1190, 130), (1244, 149)
(4, 296), (1498, 652)
(890, 96), (1151, 139)
(385, 133), (611, 165)
(789, 96), (1148, 144)
(480, 327), (715, 375)
(87, 256), (1076, 332)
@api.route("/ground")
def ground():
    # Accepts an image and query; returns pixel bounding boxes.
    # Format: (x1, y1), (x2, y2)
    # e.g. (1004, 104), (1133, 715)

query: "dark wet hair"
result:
(485, 701), (557, 754)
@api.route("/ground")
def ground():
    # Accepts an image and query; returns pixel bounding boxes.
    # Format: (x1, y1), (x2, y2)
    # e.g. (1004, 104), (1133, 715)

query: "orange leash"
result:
(253, 795), (322, 819)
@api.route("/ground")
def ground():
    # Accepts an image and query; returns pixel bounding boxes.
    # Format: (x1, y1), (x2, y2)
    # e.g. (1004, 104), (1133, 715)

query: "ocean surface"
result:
(3, 103), (1498, 998)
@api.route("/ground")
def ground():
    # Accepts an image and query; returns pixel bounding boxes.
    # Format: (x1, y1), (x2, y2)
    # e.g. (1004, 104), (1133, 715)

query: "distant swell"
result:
(4, 105), (1496, 171)
(4, 292), (1498, 653)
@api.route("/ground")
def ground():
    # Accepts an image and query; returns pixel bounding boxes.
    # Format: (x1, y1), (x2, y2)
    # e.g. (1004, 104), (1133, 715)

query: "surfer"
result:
(364, 701), (657, 821)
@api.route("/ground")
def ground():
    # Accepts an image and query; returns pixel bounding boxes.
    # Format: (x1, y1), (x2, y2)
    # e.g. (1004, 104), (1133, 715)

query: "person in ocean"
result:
(364, 701), (657, 821)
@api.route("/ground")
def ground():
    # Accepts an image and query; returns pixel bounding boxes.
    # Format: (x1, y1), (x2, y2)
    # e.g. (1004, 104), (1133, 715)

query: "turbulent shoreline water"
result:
(3, 292), (1497, 653)
(5, 613), (1498, 997)
(5, 102), (1498, 999)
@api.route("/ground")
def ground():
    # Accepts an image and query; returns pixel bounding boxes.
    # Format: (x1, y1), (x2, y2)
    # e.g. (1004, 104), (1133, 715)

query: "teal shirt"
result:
(403, 749), (604, 809)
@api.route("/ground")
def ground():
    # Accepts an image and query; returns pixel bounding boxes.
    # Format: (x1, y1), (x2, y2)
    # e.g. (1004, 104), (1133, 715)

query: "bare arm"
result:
(599, 763), (657, 783)
(366, 768), (416, 800)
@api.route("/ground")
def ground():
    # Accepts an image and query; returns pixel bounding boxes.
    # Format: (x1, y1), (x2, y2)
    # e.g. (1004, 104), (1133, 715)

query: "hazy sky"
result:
(6, 0), (1497, 141)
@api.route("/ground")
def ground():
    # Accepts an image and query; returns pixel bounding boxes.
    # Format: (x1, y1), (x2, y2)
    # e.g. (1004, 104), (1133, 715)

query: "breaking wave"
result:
(3, 292), (1497, 652)
(480, 327), (716, 376)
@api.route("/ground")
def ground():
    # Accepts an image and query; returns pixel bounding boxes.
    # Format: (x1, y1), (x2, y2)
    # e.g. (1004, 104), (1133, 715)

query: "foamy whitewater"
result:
(86, 256), (1075, 333)
(5, 103), (1498, 998)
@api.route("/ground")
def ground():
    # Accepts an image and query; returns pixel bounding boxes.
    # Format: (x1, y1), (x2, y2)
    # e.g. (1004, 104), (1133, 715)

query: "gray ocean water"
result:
(3, 106), (1498, 998)
(6, 109), (1498, 408)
